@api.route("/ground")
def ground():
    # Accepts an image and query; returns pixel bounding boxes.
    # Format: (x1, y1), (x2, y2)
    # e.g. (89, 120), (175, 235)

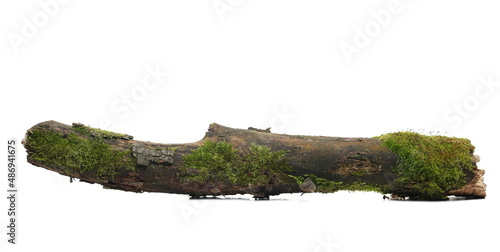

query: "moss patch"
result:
(179, 140), (291, 187)
(289, 174), (342, 193)
(379, 131), (474, 200)
(289, 174), (383, 193)
(349, 170), (370, 177)
(25, 129), (136, 178)
(71, 123), (132, 139)
(341, 181), (383, 193)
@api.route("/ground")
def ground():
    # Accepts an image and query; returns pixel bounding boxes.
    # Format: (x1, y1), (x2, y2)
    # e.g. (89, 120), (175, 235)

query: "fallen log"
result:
(22, 120), (486, 200)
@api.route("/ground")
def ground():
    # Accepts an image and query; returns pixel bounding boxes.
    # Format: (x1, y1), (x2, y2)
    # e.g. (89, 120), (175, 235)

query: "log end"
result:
(448, 169), (487, 198)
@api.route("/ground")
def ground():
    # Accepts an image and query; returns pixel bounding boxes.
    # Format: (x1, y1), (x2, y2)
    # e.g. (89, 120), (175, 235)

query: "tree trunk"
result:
(22, 120), (486, 200)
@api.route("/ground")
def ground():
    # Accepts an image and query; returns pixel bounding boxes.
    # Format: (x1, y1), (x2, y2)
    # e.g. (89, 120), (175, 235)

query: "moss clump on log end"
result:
(24, 125), (136, 178)
(379, 132), (475, 200)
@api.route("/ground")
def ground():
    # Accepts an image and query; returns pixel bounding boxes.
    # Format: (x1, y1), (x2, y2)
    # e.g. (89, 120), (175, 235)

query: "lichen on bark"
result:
(131, 142), (175, 166)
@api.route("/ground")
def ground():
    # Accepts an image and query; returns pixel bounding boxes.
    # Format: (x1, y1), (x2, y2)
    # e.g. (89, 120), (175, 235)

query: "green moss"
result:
(147, 145), (178, 151)
(289, 174), (343, 193)
(180, 140), (291, 187)
(341, 181), (383, 193)
(71, 123), (130, 139)
(25, 129), (136, 178)
(379, 131), (474, 200)
(349, 170), (370, 177)
(289, 174), (383, 193)
(180, 141), (240, 183)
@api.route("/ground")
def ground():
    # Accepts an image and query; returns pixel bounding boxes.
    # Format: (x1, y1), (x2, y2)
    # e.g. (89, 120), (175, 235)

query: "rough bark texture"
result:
(22, 120), (486, 200)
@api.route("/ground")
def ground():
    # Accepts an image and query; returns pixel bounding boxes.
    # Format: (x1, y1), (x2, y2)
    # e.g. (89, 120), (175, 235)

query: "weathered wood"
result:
(22, 120), (486, 200)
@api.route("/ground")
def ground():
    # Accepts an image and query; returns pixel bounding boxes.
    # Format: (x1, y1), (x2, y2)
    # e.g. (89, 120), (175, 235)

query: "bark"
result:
(22, 120), (486, 199)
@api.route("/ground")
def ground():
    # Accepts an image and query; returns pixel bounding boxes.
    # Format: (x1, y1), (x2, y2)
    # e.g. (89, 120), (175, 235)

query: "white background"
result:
(1, 0), (499, 251)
